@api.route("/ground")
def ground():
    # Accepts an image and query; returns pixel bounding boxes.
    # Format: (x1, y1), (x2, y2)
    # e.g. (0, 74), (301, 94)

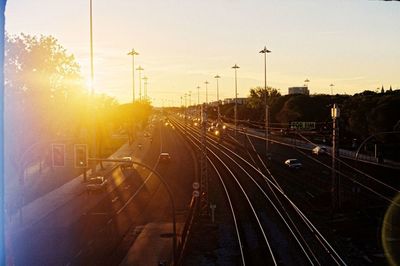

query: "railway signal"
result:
(74, 144), (88, 169)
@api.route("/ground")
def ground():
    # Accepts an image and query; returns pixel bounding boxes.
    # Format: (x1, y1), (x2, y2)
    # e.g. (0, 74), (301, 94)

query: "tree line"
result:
(211, 86), (400, 153)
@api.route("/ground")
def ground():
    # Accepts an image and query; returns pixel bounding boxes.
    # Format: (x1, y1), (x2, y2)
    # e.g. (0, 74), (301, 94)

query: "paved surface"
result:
(120, 222), (183, 266)
(7, 116), (197, 265)
(6, 139), (146, 233)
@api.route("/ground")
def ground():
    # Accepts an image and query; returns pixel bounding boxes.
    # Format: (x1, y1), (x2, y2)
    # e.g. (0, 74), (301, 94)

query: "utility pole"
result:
(214, 75), (221, 123)
(89, 0), (98, 174)
(89, 0), (94, 96)
(331, 103), (340, 210)
(204, 81), (209, 104)
(200, 103), (209, 215)
(143, 76), (148, 100)
(232, 64), (240, 136)
(197, 85), (201, 124)
(197, 86), (200, 105)
(127, 48), (139, 102)
(260, 46), (271, 160)
(136, 66), (144, 100)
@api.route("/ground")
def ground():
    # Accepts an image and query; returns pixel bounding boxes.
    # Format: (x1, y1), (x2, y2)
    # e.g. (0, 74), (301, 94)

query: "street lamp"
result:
(330, 83), (335, 96)
(184, 93), (187, 108)
(331, 103), (340, 210)
(136, 66), (144, 100)
(260, 46), (271, 159)
(89, 0), (100, 172)
(143, 76), (148, 100)
(89, 0), (94, 96)
(197, 86), (200, 105)
(214, 75), (221, 123)
(232, 64), (240, 136)
(204, 81), (209, 104)
(127, 49), (139, 103)
(188, 91), (192, 107)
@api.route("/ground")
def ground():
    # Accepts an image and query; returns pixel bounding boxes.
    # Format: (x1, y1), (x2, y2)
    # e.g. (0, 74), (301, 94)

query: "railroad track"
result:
(170, 115), (347, 265)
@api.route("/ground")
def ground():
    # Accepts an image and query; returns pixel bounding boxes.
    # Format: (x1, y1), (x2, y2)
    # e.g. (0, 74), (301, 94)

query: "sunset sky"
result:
(5, 0), (400, 106)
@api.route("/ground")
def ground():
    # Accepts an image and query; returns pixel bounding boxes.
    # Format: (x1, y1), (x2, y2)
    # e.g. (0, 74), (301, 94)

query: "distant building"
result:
(288, 86), (309, 95)
(223, 98), (247, 105)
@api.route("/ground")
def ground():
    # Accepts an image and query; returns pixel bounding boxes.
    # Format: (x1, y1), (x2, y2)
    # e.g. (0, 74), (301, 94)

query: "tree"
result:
(5, 33), (85, 177)
(247, 86), (281, 109)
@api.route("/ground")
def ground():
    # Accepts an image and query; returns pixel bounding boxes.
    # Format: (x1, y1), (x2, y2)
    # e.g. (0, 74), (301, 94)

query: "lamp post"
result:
(136, 66), (144, 100)
(331, 103), (340, 210)
(197, 86), (201, 122)
(304, 78), (310, 93)
(184, 93), (187, 108)
(143, 76), (148, 100)
(89, 0), (99, 173)
(197, 86), (200, 105)
(89, 0), (94, 96)
(204, 81), (209, 104)
(260, 46), (271, 159)
(232, 64), (240, 136)
(214, 75), (221, 123)
(188, 91), (192, 107)
(330, 83), (335, 96)
(127, 49), (139, 103)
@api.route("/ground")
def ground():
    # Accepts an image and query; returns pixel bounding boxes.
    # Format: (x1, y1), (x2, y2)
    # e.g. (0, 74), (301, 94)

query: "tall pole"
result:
(89, 0), (97, 176)
(204, 81), (209, 104)
(214, 75), (221, 123)
(330, 83), (334, 96)
(197, 86), (200, 105)
(304, 78), (310, 90)
(127, 49), (139, 103)
(331, 104), (340, 210)
(232, 64), (240, 136)
(136, 66), (144, 100)
(197, 86), (201, 123)
(143, 76), (148, 100)
(184, 93), (187, 108)
(260, 46), (271, 159)
(89, 0), (94, 96)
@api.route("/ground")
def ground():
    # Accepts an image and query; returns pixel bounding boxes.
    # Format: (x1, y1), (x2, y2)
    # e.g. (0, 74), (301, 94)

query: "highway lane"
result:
(10, 117), (196, 265)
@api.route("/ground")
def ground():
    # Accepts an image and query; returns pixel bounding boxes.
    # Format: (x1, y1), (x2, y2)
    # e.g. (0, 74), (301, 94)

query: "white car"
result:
(121, 156), (133, 169)
(284, 159), (302, 169)
(159, 152), (171, 163)
(86, 176), (108, 192)
(312, 146), (327, 155)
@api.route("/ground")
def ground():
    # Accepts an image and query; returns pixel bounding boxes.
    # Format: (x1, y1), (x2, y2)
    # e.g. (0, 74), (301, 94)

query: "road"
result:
(10, 117), (196, 265)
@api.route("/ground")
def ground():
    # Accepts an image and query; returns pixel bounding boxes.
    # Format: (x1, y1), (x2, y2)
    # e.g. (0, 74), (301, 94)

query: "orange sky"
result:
(5, 0), (400, 106)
